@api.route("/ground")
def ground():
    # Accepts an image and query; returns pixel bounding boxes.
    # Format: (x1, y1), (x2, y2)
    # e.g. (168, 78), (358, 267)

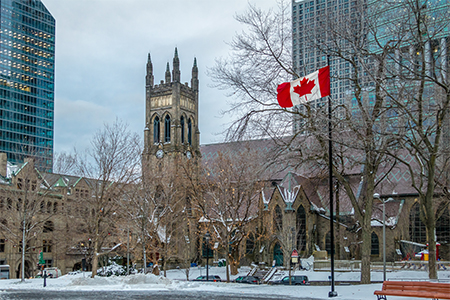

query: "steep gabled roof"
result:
(53, 177), (68, 188)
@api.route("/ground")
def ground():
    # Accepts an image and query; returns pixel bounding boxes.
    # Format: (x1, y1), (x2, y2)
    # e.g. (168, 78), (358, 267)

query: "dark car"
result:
(234, 276), (261, 284)
(271, 275), (309, 285)
(193, 275), (222, 282)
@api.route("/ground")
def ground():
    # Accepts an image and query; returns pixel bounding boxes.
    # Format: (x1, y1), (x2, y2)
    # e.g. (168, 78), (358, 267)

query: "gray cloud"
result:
(44, 0), (275, 153)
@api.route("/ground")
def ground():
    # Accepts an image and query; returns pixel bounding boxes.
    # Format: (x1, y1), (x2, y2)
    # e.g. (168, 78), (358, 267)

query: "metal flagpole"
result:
(327, 55), (337, 298)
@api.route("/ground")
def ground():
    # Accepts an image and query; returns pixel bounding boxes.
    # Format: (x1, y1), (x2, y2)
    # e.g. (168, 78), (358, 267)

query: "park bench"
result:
(374, 280), (450, 300)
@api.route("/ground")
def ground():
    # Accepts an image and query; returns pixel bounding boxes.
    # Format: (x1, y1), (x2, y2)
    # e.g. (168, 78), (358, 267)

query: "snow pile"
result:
(69, 276), (116, 286)
(0, 267), (448, 300)
(122, 274), (172, 285)
(68, 273), (176, 288)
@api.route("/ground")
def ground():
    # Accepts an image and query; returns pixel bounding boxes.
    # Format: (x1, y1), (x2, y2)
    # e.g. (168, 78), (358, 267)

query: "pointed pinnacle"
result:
(193, 57), (197, 67)
(174, 47), (178, 58)
(148, 53), (151, 62)
(166, 62), (170, 71)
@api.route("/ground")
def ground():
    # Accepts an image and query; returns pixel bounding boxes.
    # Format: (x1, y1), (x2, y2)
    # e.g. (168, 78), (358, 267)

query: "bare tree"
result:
(75, 119), (142, 277)
(370, 0), (450, 279)
(198, 144), (264, 281)
(0, 158), (57, 281)
(52, 151), (78, 175)
(209, 0), (391, 284)
(208, 0), (450, 283)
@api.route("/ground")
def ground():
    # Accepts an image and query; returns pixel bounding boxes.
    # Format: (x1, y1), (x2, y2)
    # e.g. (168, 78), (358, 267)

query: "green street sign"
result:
(39, 251), (45, 265)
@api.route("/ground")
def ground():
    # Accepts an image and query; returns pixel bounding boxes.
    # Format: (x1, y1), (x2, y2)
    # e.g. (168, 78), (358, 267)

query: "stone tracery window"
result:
(296, 205), (307, 252)
(371, 232), (379, 255)
(153, 116), (160, 144)
(436, 204), (449, 244)
(274, 205), (283, 231)
(180, 116), (185, 144)
(246, 233), (255, 254)
(164, 115), (171, 143)
(43, 221), (54, 233)
(188, 118), (192, 145)
(409, 202), (426, 243)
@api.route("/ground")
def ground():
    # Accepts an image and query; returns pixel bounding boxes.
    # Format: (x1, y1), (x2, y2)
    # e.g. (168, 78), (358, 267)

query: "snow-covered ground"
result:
(1, 267), (449, 300)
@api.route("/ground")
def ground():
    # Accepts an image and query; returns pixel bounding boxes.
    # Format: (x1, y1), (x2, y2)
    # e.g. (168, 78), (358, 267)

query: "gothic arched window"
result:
(188, 118), (192, 145)
(180, 116), (185, 144)
(153, 116), (160, 144)
(43, 221), (54, 233)
(436, 204), (449, 243)
(246, 233), (255, 254)
(409, 202), (426, 243)
(296, 205), (307, 252)
(164, 115), (171, 143)
(371, 232), (379, 255)
(274, 205), (283, 231)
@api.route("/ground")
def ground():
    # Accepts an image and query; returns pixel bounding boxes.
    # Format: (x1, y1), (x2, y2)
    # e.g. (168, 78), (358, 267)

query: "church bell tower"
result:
(143, 48), (200, 180)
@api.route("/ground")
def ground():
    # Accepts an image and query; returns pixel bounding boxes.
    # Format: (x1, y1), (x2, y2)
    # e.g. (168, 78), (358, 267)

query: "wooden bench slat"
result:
(375, 280), (450, 300)
(376, 290), (450, 297)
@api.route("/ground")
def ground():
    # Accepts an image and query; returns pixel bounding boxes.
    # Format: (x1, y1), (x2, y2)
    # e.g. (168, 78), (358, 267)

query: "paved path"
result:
(0, 290), (315, 300)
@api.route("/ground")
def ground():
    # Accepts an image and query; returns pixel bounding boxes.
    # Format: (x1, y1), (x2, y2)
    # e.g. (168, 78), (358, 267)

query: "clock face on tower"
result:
(186, 151), (192, 160)
(156, 149), (164, 159)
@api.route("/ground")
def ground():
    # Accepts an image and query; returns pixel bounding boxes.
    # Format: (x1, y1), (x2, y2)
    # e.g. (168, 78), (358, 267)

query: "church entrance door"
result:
(273, 243), (283, 266)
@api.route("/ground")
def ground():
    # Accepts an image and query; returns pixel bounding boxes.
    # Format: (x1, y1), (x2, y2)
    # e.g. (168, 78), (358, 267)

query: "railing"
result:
(262, 267), (278, 283)
(313, 260), (450, 271)
(247, 265), (258, 276)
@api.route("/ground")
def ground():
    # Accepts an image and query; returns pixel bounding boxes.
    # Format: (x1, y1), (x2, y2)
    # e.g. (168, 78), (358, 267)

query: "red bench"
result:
(374, 281), (450, 300)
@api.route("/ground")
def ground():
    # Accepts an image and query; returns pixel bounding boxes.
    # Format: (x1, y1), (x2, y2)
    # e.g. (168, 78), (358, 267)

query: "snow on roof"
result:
(371, 217), (397, 227)
(110, 243), (122, 251)
(53, 176), (69, 187)
(7, 161), (19, 178)
(277, 185), (300, 203)
(261, 187), (274, 204)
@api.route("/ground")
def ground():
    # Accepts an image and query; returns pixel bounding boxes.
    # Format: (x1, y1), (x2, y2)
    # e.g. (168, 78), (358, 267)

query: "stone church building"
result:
(1, 50), (449, 279)
(143, 49), (450, 269)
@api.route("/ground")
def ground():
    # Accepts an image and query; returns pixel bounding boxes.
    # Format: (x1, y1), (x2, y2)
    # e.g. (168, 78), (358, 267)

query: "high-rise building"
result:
(0, 0), (55, 171)
(291, 0), (354, 133)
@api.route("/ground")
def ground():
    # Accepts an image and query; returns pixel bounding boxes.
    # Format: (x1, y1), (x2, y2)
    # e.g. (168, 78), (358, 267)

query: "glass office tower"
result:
(291, 0), (354, 133)
(0, 0), (55, 171)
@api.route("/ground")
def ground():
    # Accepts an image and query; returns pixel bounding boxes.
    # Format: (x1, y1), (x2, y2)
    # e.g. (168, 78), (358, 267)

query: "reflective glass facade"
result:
(292, 0), (353, 133)
(0, 0), (55, 171)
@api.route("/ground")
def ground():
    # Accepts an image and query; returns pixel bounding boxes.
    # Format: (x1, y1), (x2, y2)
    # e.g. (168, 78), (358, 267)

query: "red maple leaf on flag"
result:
(293, 77), (315, 99)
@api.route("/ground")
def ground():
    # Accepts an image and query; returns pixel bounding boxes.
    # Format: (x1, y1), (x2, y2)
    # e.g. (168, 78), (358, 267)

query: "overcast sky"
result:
(42, 0), (276, 154)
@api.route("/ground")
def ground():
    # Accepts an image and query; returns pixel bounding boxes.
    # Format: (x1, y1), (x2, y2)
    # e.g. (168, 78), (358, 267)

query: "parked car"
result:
(35, 267), (62, 278)
(270, 275), (309, 285)
(67, 270), (81, 275)
(193, 275), (222, 282)
(233, 276), (261, 284)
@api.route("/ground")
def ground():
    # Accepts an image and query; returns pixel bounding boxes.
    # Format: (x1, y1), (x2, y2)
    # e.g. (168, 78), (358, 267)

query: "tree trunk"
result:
(230, 257), (238, 275)
(21, 218), (26, 282)
(424, 189), (437, 279)
(163, 259), (167, 277)
(225, 234), (230, 283)
(360, 221), (371, 284)
(91, 239), (99, 278)
(335, 183), (340, 260)
(142, 233), (147, 274)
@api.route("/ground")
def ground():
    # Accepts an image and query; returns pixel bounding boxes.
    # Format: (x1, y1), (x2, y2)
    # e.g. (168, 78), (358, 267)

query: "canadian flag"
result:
(277, 66), (330, 108)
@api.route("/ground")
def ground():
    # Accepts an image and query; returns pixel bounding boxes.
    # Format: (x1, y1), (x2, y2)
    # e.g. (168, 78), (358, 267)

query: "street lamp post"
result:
(374, 194), (394, 282)
(205, 231), (210, 282)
